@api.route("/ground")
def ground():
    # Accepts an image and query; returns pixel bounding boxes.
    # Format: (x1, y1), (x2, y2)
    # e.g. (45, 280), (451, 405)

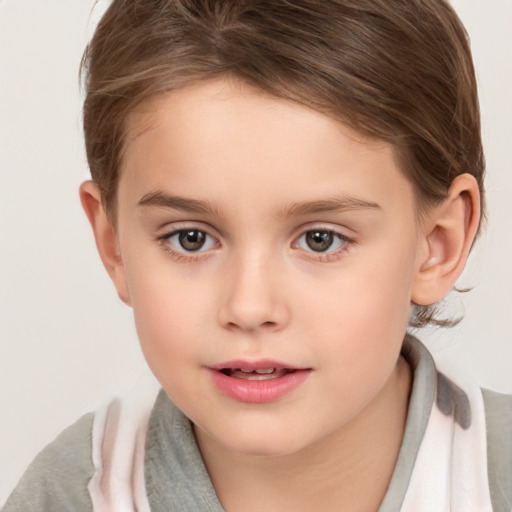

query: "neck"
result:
(195, 356), (412, 512)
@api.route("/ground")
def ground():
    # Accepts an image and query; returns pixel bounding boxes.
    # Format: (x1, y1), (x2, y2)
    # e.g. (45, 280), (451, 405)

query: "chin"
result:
(217, 427), (312, 458)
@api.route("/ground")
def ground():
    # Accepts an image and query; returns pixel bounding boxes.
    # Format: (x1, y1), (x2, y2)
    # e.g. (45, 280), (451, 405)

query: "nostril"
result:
(225, 320), (276, 332)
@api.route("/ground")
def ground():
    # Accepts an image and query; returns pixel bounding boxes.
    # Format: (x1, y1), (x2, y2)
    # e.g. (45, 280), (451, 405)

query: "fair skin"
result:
(81, 79), (480, 511)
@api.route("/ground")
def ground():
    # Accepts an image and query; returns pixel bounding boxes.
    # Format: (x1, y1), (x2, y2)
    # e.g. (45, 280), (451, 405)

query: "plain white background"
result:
(0, 0), (511, 504)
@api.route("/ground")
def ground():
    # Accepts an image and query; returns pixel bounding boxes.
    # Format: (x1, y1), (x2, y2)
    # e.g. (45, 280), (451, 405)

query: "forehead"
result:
(118, 79), (415, 220)
(124, 78), (387, 159)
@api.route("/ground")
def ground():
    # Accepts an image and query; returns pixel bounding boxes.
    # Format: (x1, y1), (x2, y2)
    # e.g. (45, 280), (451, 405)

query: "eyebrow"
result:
(276, 197), (381, 218)
(138, 191), (381, 218)
(138, 191), (221, 215)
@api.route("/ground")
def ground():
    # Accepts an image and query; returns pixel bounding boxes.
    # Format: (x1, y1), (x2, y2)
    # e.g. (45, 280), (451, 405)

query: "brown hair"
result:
(81, 0), (485, 327)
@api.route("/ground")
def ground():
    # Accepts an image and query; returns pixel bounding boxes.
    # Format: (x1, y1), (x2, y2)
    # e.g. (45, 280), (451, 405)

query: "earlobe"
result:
(79, 181), (132, 306)
(412, 173), (481, 306)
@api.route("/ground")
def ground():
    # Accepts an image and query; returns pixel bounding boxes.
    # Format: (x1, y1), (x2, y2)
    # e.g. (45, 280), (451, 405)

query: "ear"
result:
(79, 181), (132, 306)
(412, 173), (481, 306)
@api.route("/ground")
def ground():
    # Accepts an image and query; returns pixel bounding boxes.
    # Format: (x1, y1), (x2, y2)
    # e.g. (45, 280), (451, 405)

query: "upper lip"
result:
(209, 359), (308, 371)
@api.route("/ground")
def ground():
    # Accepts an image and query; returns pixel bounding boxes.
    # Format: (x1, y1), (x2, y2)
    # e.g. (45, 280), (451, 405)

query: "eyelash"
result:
(156, 226), (355, 263)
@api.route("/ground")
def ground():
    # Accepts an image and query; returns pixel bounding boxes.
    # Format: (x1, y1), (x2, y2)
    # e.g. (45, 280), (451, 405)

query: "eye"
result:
(165, 229), (217, 253)
(296, 229), (348, 253)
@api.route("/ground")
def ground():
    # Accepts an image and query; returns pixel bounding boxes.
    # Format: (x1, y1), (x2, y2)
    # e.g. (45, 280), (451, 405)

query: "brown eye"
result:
(305, 230), (335, 252)
(178, 230), (207, 251)
(160, 228), (217, 257)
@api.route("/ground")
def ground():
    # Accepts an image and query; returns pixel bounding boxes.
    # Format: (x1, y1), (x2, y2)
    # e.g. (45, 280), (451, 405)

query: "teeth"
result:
(226, 368), (292, 380)
(238, 368), (276, 374)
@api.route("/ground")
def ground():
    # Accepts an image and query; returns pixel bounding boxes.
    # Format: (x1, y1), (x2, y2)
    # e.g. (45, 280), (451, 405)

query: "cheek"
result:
(122, 256), (212, 368)
(133, 293), (211, 398)
(298, 238), (418, 362)
(296, 259), (413, 418)
(305, 260), (412, 331)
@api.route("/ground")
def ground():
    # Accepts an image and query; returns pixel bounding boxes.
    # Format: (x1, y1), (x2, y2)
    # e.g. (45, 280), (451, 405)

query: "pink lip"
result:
(208, 360), (311, 403)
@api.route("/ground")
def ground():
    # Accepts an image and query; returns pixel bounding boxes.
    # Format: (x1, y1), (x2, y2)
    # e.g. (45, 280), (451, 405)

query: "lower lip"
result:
(208, 369), (311, 403)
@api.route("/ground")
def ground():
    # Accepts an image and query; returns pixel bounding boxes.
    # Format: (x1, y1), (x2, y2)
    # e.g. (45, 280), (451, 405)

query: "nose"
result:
(217, 251), (290, 333)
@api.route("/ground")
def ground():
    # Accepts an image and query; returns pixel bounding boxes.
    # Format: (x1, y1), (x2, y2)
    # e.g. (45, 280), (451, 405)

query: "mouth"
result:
(219, 367), (296, 381)
(208, 360), (311, 403)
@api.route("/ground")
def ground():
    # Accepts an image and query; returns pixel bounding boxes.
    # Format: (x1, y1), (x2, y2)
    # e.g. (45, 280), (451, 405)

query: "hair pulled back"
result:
(81, 0), (485, 327)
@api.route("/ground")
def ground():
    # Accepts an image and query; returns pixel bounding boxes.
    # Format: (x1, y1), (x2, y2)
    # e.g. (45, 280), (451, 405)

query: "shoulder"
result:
(397, 337), (512, 512)
(481, 388), (512, 511)
(2, 412), (95, 512)
(3, 376), (161, 512)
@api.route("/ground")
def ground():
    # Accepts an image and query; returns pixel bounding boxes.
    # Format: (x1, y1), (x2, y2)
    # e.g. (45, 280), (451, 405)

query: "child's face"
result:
(115, 79), (426, 456)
